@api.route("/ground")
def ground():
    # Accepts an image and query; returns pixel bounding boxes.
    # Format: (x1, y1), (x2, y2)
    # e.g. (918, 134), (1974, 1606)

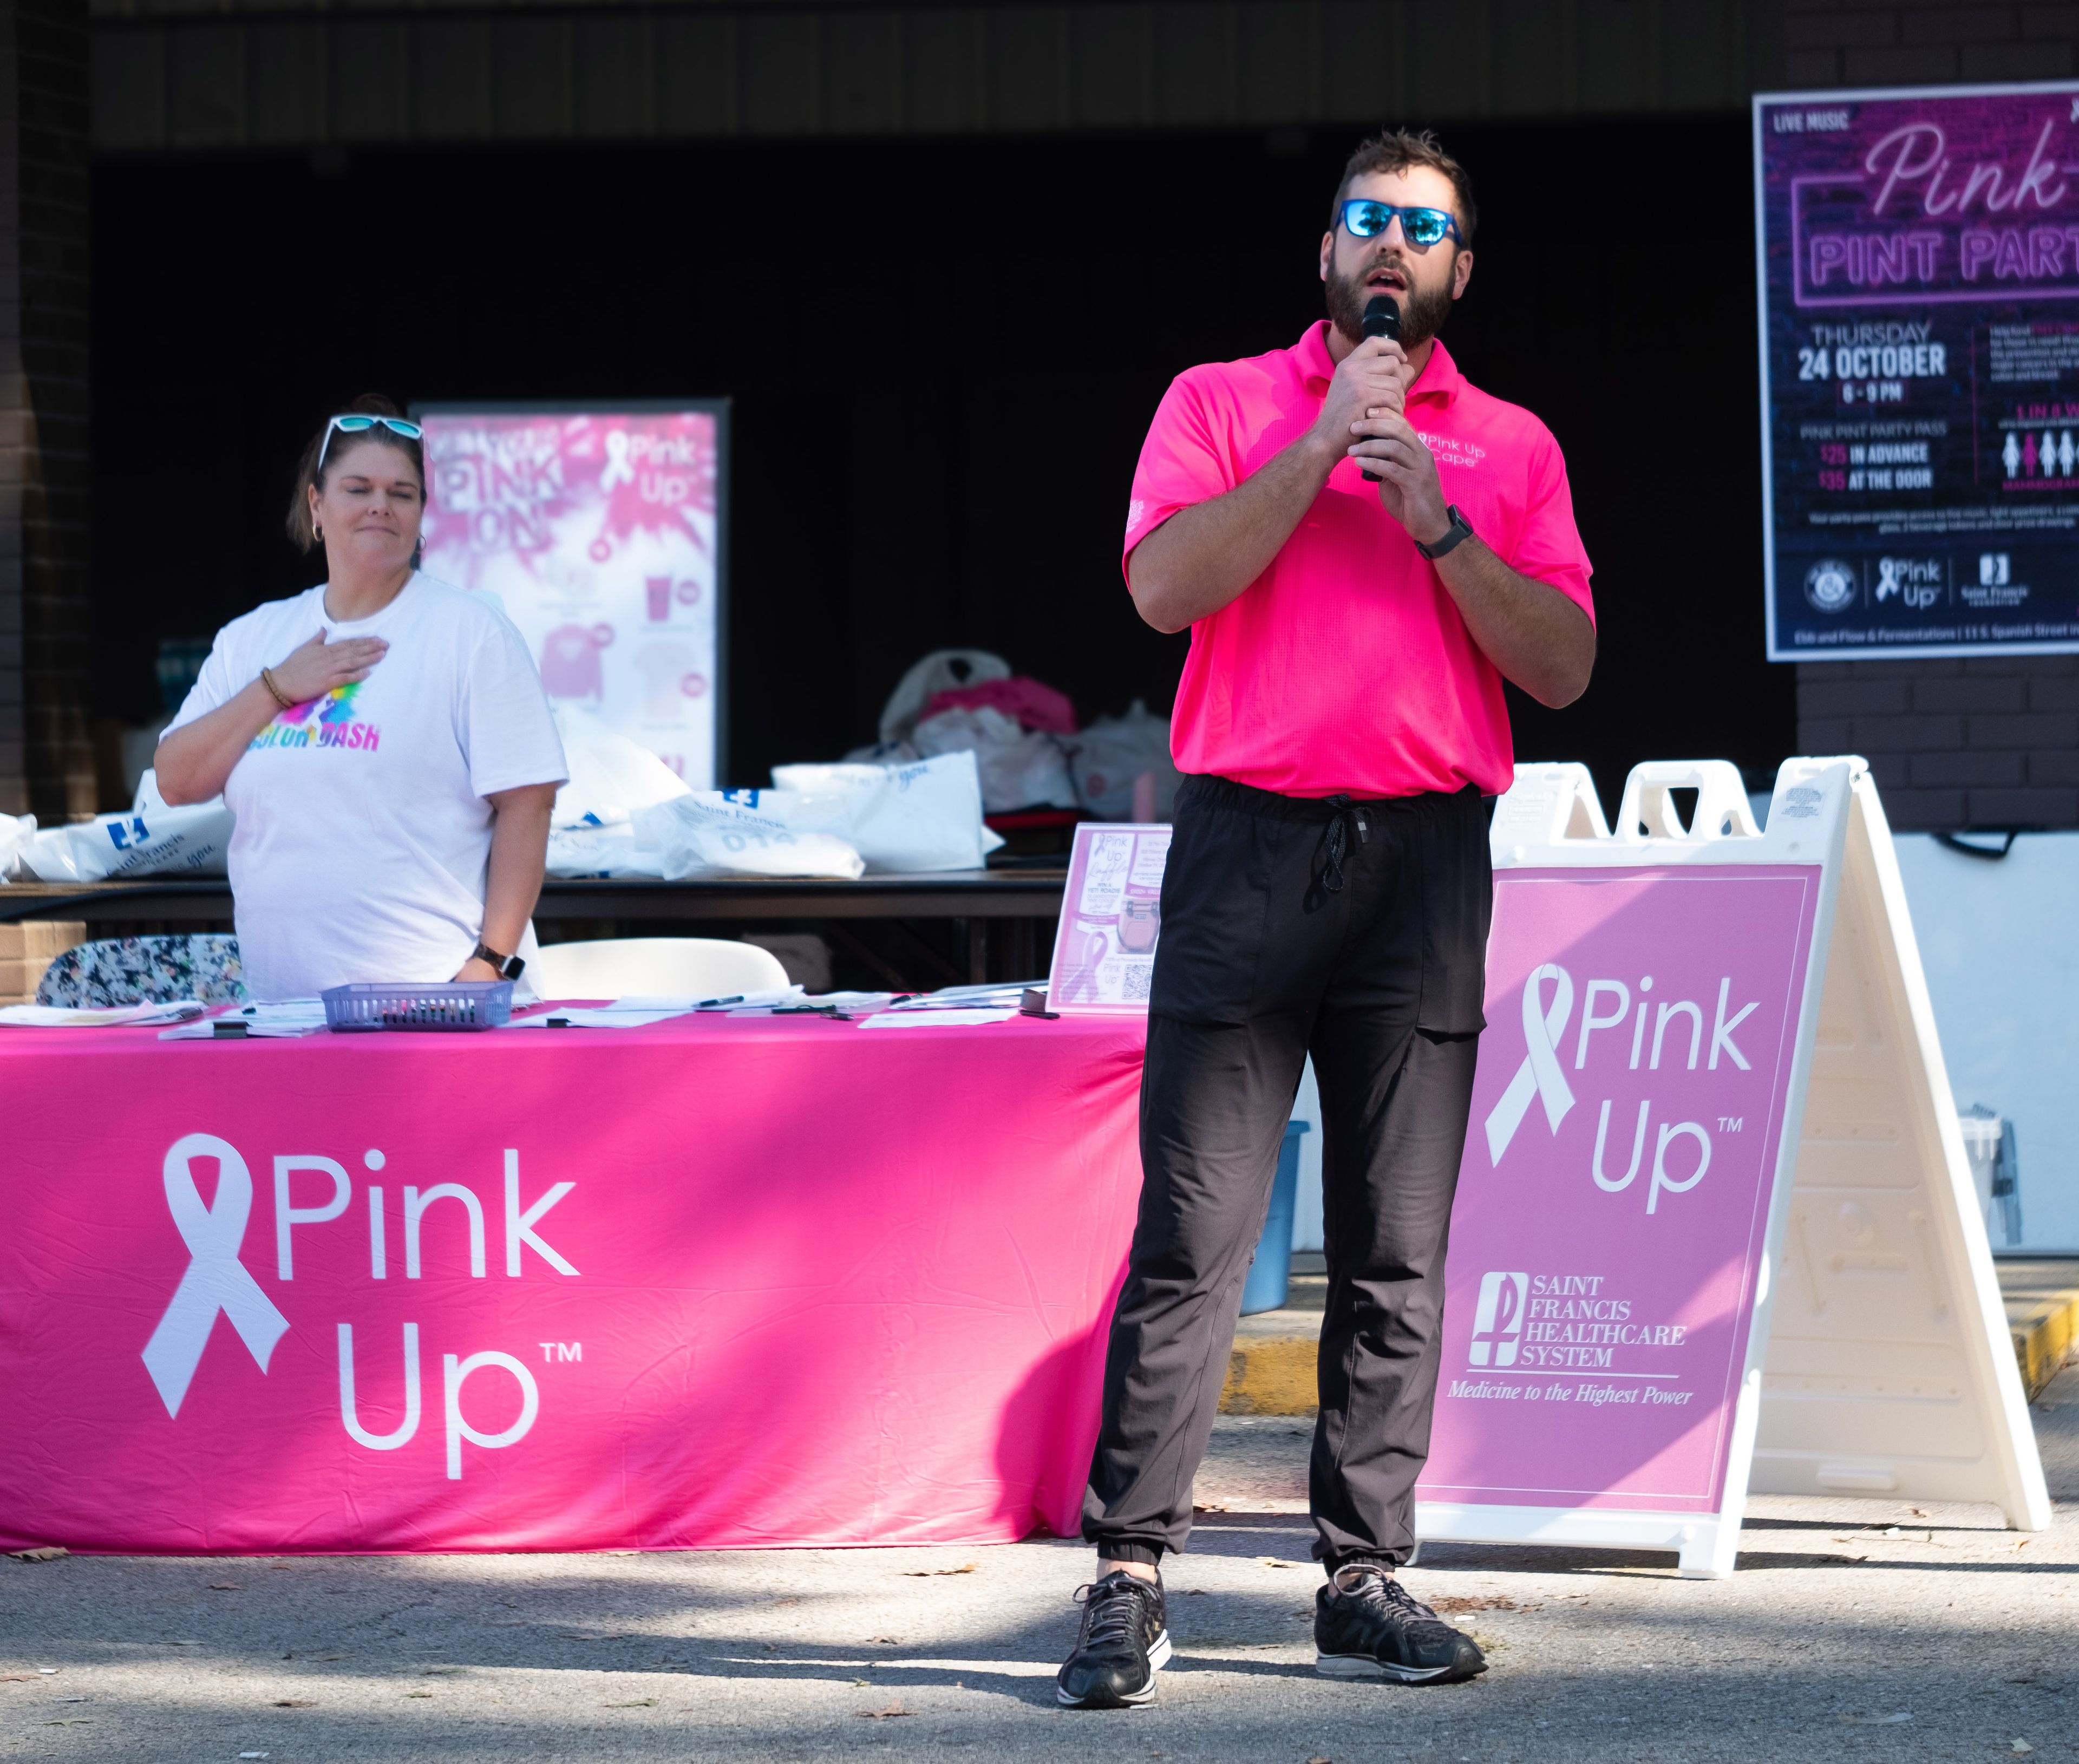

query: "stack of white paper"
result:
(158, 999), (333, 1040)
(1, 999), (206, 1029)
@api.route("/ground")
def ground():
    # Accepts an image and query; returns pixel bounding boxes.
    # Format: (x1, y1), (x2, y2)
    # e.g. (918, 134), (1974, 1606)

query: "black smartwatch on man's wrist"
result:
(472, 942), (526, 981)
(1415, 503), (1475, 560)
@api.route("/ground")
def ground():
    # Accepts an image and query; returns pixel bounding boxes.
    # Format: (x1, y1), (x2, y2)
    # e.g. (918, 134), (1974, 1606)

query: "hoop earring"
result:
(313, 524), (323, 540)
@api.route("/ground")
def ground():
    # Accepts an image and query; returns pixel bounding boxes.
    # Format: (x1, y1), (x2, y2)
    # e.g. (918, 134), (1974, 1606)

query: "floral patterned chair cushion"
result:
(35, 935), (248, 1008)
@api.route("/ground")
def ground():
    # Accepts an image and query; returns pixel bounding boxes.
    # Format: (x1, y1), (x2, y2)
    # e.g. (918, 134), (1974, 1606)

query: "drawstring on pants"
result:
(1306, 793), (1370, 912)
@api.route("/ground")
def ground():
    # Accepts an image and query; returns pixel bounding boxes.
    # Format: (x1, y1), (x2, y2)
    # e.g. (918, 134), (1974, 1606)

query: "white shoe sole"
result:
(1316, 1650), (1455, 1682)
(1057, 1630), (1172, 1707)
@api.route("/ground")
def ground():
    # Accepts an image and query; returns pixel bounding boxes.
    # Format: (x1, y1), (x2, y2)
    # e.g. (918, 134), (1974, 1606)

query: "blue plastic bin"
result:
(321, 981), (514, 1031)
(1240, 1118), (1311, 1315)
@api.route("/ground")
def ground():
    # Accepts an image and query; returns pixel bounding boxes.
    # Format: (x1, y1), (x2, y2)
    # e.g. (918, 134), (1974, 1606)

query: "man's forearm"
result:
(1128, 433), (1337, 633)
(1433, 538), (1596, 708)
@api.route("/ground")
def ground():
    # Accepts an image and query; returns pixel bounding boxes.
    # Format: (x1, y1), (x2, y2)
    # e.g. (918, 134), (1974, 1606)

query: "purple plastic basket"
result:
(321, 981), (514, 1032)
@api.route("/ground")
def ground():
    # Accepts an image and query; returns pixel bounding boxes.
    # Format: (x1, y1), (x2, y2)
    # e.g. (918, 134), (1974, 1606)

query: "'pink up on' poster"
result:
(417, 405), (725, 787)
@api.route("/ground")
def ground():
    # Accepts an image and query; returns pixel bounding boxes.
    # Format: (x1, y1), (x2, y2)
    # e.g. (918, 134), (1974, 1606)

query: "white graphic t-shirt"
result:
(169, 573), (568, 1001)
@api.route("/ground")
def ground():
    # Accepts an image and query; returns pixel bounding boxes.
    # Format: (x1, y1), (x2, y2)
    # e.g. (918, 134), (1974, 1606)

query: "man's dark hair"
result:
(1329, 128), (1476, 246)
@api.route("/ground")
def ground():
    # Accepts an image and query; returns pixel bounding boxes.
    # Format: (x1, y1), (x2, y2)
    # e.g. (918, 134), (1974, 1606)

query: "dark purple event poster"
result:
(1755, 83), (2079, 659)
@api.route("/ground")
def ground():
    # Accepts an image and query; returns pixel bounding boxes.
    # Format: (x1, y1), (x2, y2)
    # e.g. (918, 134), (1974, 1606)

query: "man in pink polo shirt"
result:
(1057, 129), (1596, 1709)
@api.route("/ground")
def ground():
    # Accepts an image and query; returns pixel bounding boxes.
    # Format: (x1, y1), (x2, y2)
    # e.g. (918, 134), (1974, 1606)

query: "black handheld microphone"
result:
(1358, 295), (1401, 480)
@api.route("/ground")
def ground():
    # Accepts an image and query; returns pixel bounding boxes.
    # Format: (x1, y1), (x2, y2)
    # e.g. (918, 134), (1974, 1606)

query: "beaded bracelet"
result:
(260, 667), (294, 710)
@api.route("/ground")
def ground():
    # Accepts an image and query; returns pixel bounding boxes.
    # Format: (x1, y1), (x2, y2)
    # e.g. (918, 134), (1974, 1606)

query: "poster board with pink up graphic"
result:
(1047, 823), (1172, 1012)
(1415, 758), (2048, 1577)
(416, 402), (727, 788)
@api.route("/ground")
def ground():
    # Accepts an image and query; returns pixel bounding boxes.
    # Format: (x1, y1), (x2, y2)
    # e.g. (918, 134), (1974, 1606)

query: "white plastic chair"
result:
(527, 937), (790, 1001)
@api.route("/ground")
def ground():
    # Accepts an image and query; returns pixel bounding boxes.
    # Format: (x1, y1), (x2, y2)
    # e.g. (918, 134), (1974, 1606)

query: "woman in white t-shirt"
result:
(155, 396), (568, 1001)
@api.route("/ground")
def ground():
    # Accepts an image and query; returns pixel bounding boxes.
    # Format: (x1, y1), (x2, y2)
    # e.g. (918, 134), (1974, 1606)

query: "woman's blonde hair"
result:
(285, 391), (426, 553)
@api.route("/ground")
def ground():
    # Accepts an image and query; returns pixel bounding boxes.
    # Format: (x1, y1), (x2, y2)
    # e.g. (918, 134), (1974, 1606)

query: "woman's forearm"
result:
(154, 681), (282, 805)
(479, 784), (555, 956)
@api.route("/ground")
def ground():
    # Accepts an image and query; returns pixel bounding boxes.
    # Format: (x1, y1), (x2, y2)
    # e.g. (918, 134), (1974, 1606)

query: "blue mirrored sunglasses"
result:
(318, 413), (423, 471)
(1339, 200), (1460, 247)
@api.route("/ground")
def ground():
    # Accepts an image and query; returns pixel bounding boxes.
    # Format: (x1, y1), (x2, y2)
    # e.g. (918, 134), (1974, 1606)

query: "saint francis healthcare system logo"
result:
(140, 1132), (579, 1478)
(1468, 1272), (1528, 1367)
(1482, 962), (1760, 1216)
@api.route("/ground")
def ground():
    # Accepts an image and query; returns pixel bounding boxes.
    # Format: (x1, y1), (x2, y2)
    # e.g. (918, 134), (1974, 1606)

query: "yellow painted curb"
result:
(1219, 1337), (1318, 1415)
(2013, 1295), (2078, 1403)
(1218, 1299), (2078, 1414)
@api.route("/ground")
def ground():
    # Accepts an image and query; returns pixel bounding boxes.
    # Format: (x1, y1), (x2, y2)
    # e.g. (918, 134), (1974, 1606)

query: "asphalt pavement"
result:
(4, 1363), (2075, 1762)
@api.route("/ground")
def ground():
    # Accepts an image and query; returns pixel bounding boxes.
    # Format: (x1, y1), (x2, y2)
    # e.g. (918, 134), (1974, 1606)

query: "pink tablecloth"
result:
(0, 1011), (1146, 1554)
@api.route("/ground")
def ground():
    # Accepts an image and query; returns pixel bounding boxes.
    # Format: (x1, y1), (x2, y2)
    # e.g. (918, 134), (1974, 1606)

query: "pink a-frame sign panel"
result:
(1418, 866), (1821, 1515)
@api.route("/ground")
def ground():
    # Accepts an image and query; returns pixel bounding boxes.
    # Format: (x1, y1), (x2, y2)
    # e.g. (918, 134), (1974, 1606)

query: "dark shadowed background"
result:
(91, 114), (1792, 812)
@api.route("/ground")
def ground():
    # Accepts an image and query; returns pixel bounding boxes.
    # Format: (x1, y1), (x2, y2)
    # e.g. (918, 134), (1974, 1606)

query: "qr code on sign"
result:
(1122, 962), (1153, 1001)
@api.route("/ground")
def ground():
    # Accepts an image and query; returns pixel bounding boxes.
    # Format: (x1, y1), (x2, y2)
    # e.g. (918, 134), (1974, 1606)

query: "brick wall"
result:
(1784, 1), (2079, 830)
(1783, 1), (2078, 87)
(0, 0), (93, 823)
(1797, 657), (2079, 828)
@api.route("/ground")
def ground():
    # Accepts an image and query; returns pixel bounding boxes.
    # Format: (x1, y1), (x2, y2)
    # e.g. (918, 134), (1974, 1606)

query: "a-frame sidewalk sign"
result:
(1413, 756), (2051, 1578)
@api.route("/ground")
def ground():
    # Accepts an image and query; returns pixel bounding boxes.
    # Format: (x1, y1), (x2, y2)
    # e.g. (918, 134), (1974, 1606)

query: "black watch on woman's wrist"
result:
(473, 942), (525, 981)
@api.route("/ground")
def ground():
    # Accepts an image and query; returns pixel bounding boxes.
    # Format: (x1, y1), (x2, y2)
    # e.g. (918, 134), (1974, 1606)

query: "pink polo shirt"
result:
(1123, 324), (1594, 799)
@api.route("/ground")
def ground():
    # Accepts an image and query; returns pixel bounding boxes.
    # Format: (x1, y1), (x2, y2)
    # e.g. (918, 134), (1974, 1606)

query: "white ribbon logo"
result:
(598, 428), (634, 492)
(1483, 964), (1577, 1166)
(142, 1133), (290, 1418)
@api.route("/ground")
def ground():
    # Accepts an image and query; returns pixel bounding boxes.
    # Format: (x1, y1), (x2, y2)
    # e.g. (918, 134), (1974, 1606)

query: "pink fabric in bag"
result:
(923, 676), (1079, 735)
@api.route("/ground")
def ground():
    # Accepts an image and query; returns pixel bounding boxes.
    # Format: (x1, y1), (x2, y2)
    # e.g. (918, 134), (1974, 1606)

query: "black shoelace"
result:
(1337, 1567), (1452, 1636)
(1073, 1577), (1155, 1649)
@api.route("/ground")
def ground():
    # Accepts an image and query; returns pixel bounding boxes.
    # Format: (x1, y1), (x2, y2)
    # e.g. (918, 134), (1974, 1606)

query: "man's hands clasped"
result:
(1311, 335), (1408, 467)
(1311, 335), (1450, 548)
(267, 629), (389, 707)
(1347, 406), (1450, 546)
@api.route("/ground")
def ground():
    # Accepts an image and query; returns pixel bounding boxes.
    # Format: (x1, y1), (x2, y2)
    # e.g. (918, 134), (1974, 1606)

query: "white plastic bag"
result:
(637, 792), (865, 880)
(877, 649), (1010, 746)
(911, 705), (1080, 814)
(551, 703), (692, 829)
(132, 769), (188, 814)
(1066, 700), (1182, 820)
(545, 823), (666, 879)
(14, 803), (237, 882)
(771, 750), (1001, 873)
(0, 813), (34, 881)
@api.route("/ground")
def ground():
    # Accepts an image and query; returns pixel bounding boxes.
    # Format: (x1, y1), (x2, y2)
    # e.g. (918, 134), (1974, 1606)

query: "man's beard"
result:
(1325, 253), (1455, 352)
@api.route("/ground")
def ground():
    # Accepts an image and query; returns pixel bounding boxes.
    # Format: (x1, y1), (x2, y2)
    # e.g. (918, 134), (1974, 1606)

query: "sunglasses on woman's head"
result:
(318, 413), (423, 471)
(1338, 200), (1460, 247)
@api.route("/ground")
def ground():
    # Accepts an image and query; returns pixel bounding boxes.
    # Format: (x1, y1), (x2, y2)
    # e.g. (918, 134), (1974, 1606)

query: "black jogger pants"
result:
(1081, 773), (1492, 1570)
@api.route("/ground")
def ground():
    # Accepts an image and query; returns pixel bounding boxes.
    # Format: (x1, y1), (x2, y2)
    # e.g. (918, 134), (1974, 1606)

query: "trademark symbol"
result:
(1717, 1117), (1743, 1132)
(538, 1341), (583, 1363)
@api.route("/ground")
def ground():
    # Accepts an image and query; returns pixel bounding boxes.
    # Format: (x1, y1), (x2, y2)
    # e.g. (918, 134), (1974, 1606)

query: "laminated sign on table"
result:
(1415, 756), (2051, 1577)
(1047, 822), (1172, 1012)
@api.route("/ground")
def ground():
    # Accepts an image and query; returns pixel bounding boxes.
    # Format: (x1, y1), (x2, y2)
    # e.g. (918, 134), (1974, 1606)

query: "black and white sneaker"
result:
(1315, 1563), (1487, 1684)
(1055, 1569), (1172, 1708)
